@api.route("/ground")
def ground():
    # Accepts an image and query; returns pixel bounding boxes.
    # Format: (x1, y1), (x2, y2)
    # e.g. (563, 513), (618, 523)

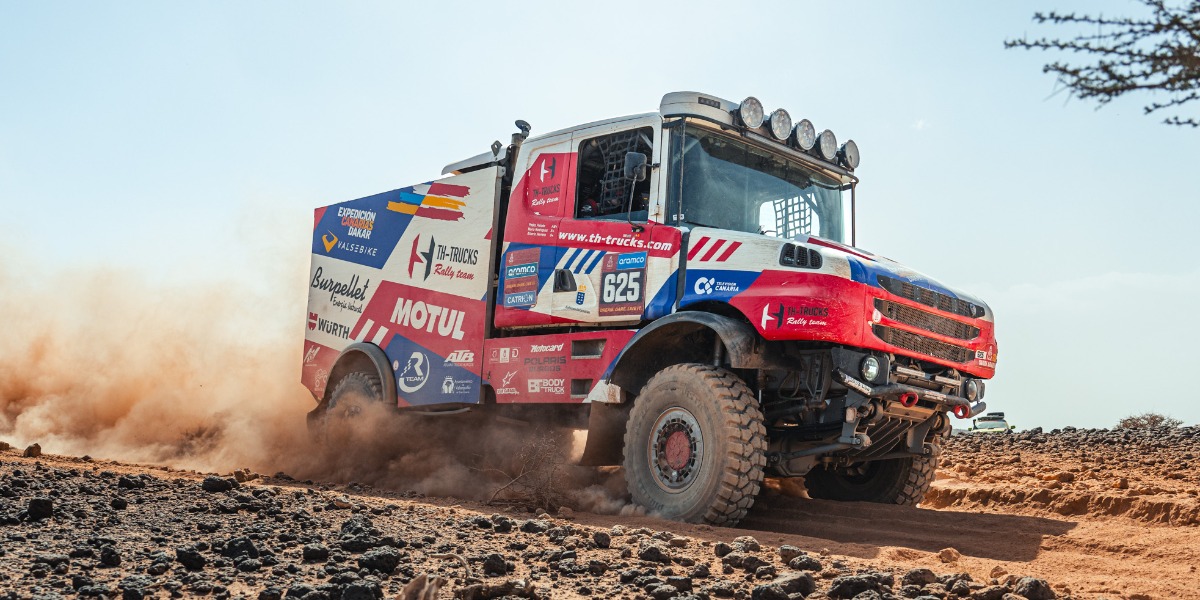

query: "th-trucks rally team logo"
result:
(761, 303), (830, 329)
(408, 234), (480, 282)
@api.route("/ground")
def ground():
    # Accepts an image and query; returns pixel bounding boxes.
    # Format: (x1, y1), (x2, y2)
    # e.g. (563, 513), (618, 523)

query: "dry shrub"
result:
(480, 429), (572, 510)
(1116, 412), (1183, 429)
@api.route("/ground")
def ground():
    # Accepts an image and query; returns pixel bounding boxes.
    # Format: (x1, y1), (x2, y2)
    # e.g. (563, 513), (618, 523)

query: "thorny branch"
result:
(1006, 0), (1200, 126)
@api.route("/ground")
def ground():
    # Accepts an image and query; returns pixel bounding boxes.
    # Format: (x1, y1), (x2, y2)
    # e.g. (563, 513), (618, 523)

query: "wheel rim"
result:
(648, 407), (704, 492)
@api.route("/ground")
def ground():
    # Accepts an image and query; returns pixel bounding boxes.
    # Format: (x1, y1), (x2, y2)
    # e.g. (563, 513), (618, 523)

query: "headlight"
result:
(817, 129), (837, 161)
(794, 119), (816, 150)
(964, 379), (980, 401)
(860, 356), (881, 383)
(839, 140), (860, 169)
(738, 97), (765, 129)
(768, 108), (792, 140)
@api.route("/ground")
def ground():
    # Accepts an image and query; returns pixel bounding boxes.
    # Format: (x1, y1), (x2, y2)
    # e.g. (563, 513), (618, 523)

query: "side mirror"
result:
(623, 151), (648, 182)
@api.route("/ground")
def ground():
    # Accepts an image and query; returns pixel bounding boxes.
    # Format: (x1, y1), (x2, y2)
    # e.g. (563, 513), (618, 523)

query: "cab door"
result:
(493, 132), (576, 329)
(550, 120), (682, 324)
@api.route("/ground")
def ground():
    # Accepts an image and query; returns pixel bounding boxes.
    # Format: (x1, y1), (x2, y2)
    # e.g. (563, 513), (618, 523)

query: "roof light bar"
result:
(738, 97), (765, 129)
(768, 108), (792, 140)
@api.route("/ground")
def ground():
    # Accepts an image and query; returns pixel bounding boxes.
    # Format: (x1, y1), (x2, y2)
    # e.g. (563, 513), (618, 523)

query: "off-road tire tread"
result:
(329, 371), (384, 410)
(623, 363), (767, 526)
(805, 449), (940, 505)
(895, 453), (938, 505)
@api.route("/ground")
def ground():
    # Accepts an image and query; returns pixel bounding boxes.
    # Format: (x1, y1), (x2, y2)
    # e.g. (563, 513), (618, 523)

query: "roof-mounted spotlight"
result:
(839, 140), (860, 170)
(768, 108), (792, 140)
(793, 119), (816, 151)
(738, 96), (765, 129)
(816, 129), (838, 161)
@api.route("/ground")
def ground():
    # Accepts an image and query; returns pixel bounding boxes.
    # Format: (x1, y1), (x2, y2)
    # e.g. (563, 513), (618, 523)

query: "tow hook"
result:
(953, 401), (988, 419)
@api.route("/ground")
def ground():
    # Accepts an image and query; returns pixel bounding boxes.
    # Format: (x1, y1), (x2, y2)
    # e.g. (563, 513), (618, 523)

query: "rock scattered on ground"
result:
(0, 447), (1074, 600)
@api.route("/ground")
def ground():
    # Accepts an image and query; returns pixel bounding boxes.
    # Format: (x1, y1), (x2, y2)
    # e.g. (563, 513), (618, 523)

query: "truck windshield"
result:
(668, 124), (848, 242)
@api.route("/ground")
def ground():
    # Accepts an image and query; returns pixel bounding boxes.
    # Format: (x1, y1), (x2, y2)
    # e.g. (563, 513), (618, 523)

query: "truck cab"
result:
(303, 92), (999, 525)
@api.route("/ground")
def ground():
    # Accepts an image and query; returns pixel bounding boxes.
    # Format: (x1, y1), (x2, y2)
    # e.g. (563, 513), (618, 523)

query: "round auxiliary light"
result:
(839, 139), (860, 170)
(794, 119), (816, 150)
(861, 356), (881, 383)
(738, 96), (765, 129)
(768, 108), (792, 140)
(964, 379), (980, 402)
(816, 129), (838, 161)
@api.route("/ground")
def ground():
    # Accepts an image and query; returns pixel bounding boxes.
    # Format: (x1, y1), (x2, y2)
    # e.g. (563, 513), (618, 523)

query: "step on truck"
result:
(303, 92), (999, 525)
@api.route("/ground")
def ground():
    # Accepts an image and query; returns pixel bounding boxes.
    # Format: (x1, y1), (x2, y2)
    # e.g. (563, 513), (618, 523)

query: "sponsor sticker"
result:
(525, 355), (564, 373)
(440, 376), (473, 395)
(504, 277), (539, 294)
(314, 315), (350, 339)
(503, 247), (541, 307)
(504, 291), (537, 307)
(616, 251), (647, 270)
(489, 347), (520, 363)
(311, 267), (370, 314)
(495, 370), (520, 395)
(506, 248), (541, 266)
(389, 297), (467, 340)
(693, 276), (741, 295)
(395, 353), (430, 394)
(505, 263), (538, 279)
(444, 350), (475, 366)
(527, 378), (566, 394)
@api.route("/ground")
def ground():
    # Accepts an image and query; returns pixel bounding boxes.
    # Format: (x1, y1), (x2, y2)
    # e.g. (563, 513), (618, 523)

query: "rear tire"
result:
(622, 364), (767, 525)
(803, 452), (938, 505)
(315, 372), (385, 443)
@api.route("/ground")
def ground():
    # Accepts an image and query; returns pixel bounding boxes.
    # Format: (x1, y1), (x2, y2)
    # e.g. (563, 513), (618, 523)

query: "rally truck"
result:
(302, 92), (998, 525)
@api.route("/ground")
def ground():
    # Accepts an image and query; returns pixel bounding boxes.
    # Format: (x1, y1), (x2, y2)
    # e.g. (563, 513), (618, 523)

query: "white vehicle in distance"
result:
(969, 412), (1014, 433)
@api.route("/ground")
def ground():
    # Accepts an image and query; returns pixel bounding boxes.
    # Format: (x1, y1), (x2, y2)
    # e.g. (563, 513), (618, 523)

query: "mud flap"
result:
(578, 401), (632, 466)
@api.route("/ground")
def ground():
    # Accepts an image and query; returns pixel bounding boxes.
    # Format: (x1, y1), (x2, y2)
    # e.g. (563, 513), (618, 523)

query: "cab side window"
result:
(575, 127), (653, 220)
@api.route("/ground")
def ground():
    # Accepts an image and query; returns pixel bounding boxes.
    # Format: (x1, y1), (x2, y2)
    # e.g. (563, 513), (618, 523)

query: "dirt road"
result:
(1, 425), (1198, 599)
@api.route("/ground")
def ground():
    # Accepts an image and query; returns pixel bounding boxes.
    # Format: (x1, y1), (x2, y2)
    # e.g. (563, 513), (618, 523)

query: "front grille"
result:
(779, 244), (822, 269)
(877, 275), (983, 318)
(872, 324), (972, 363)
(874, 299), (980, 340)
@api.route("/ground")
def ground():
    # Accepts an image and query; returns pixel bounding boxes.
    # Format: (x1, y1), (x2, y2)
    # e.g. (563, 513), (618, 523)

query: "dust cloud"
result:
(0, 251), (633, 512)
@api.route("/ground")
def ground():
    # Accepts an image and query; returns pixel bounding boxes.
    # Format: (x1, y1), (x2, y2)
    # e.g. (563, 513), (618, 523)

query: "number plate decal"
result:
(598, 254), (646, 317)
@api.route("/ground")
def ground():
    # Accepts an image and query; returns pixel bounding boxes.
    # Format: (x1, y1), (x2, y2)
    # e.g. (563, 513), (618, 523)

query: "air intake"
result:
(872, 324), (973, 364)
(779, 244), (822, 269)
(876, 275), (983, 318)
(874, 299), (980, 340)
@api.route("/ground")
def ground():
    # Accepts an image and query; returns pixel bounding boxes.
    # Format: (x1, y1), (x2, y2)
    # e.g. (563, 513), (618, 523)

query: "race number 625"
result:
(602, 271), (642, 303)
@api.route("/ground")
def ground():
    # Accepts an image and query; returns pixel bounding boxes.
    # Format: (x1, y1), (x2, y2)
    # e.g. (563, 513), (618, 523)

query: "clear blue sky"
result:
(2, 1), (1197, 429)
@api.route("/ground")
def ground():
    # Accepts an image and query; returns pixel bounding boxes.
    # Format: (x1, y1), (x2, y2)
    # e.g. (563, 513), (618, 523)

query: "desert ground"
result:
(1, 425), (1198, 600)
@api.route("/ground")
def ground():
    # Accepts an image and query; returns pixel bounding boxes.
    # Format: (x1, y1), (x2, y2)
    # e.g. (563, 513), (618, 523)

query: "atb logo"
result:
(444, 350), (475, 365)
(395, 352), (430, 393)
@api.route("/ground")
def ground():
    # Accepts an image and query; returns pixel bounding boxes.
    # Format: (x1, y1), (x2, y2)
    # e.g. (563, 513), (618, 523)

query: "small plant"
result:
(1116, 412), (1183, 429)
(480, 429), (571, 510)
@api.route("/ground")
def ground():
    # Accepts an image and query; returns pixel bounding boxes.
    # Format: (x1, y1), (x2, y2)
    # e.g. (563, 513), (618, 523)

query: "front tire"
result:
(803, 452), (938, 505)
(622, 364), (767, 525)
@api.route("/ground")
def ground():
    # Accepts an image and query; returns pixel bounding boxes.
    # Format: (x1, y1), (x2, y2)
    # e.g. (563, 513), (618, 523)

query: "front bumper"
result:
(833, 369), (986, 418)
